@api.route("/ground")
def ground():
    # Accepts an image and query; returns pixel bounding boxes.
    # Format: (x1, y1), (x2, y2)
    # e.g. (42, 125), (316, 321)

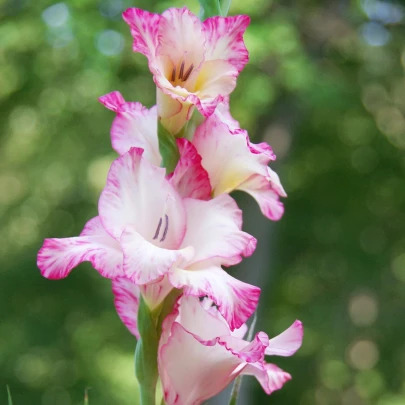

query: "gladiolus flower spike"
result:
(36, 3), (304, 405)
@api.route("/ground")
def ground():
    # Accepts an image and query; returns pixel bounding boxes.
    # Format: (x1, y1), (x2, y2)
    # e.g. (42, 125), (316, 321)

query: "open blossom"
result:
(99, 91), (286, 220)
(159, 296), (303, 405)
(112, 279), (303, 405)
(193, 112), (287, 220)
(38, 148), (258, 329)
(122, 7), (250, 134)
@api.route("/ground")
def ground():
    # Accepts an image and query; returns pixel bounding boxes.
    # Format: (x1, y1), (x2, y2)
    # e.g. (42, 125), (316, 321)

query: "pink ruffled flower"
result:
(99, 92), (286, 221)
(193, 111), (287, 220)
(99, 91), (212, 201)
(122, 7), (250, 134)
(112, 279), (303, 405)
(38, 148), (258, 329)
(159, 296), (303, 405)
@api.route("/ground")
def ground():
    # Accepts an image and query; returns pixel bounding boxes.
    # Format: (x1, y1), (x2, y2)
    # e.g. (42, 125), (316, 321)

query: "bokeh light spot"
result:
(42, 3), (69, 28)
(391, 252), (405, 283)
(355, 369), (385, 399)
(360, 22), (391, 47)
(320, 360), (350, 389)
(348, 293), (379, 326)
(348, 340), (379, 370)
(96, 30), (124, 56)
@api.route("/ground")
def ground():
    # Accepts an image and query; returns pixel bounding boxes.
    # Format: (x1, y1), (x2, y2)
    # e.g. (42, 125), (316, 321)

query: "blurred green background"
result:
(1, 0), (405, 404)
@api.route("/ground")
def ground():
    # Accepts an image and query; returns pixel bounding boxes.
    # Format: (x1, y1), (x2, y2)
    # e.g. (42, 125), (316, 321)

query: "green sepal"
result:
(156, 288), (182, 337)
(198, 0), (222, 19)
(220, 0), (232, 16)
(158, 121), (180, 175)
(135, 295), (159, 405)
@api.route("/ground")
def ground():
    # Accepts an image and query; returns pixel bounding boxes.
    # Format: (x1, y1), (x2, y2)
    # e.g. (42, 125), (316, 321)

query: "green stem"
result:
(139, 385), (156, 405)
(7, 386), (13, 405)
(228, 376), (242, 405)
(135, 296), (159, 405)
(227, 313), (257, 405)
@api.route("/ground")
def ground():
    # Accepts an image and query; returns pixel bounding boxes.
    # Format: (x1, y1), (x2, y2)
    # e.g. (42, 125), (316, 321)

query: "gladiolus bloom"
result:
(122, 7), (250, 134)
(193, 112), (286, 220)
(111, 279), (303, 405)
(159, 296), (303, 405)
(38, 148), (258, 329)
(99, 92), (286, 220)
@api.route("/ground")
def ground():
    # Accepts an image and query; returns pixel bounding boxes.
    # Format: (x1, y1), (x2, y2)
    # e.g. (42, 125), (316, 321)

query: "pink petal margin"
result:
(203, 14), (251, 73)
(112, 277), (140, 339)
(37, 217), (122, 280)
(169, 266), (260, 330)
(122, 8), (161, 63)
(266, 320), (304, 356)
(168, 138), (211, 200)
(98, 91), (125, 112)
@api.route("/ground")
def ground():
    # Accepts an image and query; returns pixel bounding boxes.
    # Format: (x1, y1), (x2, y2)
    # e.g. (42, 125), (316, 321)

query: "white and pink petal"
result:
(242, 362), (292, 395)
(122, 8), (161, 63)
(99, 92), (161, 164)
(98, 91), (125, 112)
(194, 60), (237, 115)
(180, 194), (256, 263)
(266, 320), (303, 357)
(238, 174), (285, 221)
(168, 138), (211, 200)
(203, 15), (250, 72)
(157, 7), (206, 79)
(193, 116), (268, 195)
(120, 225), (194, 284)
(159, 322), (241, 405)
(112, 276), (140, 338)
(37, 217), (122, 279)
(169, 264), (260, 330)
(98, 148), (186, 249)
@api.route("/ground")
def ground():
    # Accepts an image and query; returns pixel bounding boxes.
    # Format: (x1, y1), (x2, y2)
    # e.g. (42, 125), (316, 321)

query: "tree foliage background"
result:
(1, 0), (405, 404)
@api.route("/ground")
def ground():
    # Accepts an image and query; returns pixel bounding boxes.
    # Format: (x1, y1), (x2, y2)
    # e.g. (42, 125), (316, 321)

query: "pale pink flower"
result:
(122, 7), (250, 134)
(193, 111), (287, 220)
(159, 296), (303, 405)
(38, 148), (258, 329)
(111, 280), (303, 405)
(99, 92), (285, 220)
(99, 91), (211, 200)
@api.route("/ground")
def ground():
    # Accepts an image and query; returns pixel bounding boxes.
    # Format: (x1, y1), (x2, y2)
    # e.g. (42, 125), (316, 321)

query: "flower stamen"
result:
(160, 214), (169, 242)
(171, 66), (176, 82)
(178, 61), (185, 80)
(153, 217), (163, 240)
(170, 62), (194, 83)
(182, 64), (194, 82)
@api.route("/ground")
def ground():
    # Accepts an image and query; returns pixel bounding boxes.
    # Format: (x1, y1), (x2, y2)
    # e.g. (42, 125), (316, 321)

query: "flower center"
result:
(170, 60), (194, 84)
(153, 214), (169, 243)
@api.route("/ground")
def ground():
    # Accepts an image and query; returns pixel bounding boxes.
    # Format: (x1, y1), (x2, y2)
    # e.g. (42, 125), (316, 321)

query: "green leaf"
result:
(198, 0), (222, 19)
(135, 295), (159, 405)
(220, 0), (232, 16)
(158, 121), (180, 175)
(7, 386), (13, 405)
